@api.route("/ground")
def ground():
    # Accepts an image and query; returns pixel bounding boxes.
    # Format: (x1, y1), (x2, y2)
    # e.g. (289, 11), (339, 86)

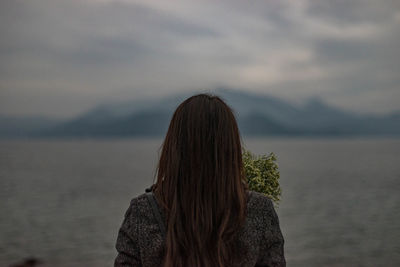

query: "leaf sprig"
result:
(243, 149), (281, 204)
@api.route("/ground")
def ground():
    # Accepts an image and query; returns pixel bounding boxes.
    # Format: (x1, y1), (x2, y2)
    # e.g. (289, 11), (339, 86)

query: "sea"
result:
(0, 137), (399, 266)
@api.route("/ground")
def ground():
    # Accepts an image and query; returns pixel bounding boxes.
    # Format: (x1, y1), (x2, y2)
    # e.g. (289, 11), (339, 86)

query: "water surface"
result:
(0, 137), (399, 266)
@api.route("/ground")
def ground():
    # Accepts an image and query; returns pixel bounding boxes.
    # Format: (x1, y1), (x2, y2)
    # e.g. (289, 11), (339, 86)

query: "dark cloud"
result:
(313, 38), (376, 62)
(56, 37), (154, 66)
(307, 0), (399, 24)
(0, 0), (399, 117)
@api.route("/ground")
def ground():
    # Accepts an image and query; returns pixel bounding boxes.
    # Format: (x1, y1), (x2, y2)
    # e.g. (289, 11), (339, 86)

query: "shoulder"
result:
(120, 193), (154, 234)
(247, 190), (275, 212)
(246, 190), (279, 225)
(129, 192), (149, 206)
(125, 192), (150, 217)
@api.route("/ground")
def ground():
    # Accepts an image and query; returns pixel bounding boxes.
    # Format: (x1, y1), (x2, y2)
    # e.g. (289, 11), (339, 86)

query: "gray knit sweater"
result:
(114, 189), (285, 266)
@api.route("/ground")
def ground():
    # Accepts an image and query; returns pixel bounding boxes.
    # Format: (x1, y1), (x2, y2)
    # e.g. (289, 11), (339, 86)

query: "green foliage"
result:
(242, 148), (281, 204)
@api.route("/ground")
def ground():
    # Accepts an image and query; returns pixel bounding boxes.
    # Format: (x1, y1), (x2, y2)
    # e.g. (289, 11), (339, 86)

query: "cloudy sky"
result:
(1, 0), (399, 118)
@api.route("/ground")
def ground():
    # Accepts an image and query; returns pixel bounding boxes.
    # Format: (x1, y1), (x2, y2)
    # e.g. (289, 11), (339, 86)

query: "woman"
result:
(114, 93), (286, 267)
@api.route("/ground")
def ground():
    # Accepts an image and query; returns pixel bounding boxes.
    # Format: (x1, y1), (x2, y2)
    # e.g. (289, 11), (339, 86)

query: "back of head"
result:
(153, 93), (249, 267)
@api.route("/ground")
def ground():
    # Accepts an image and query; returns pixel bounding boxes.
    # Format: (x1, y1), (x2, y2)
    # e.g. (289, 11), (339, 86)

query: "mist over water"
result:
(0, 138), (399, 266)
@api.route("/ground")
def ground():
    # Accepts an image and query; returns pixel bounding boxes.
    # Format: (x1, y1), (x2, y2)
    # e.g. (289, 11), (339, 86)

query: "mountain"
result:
(41, 109), (171, 137)
(1, 87), (399, 138)
(0, 115), (60, 138)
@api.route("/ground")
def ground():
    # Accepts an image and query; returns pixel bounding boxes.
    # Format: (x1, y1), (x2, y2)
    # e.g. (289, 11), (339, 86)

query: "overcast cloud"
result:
(0, 0), (399, 118)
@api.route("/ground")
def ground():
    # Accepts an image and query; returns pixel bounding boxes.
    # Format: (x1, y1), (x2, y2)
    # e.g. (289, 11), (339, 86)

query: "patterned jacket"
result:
(114, 189), (286, 266)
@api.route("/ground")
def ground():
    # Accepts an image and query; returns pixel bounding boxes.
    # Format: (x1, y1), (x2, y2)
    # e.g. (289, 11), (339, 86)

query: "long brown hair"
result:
(152, 93), (249, 267)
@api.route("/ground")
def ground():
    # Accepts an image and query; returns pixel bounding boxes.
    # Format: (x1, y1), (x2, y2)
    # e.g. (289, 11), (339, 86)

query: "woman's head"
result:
(153, 93), (248, 267)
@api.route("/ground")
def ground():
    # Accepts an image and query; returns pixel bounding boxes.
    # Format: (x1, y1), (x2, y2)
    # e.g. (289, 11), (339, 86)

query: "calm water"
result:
(0, 138), (399, 266)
